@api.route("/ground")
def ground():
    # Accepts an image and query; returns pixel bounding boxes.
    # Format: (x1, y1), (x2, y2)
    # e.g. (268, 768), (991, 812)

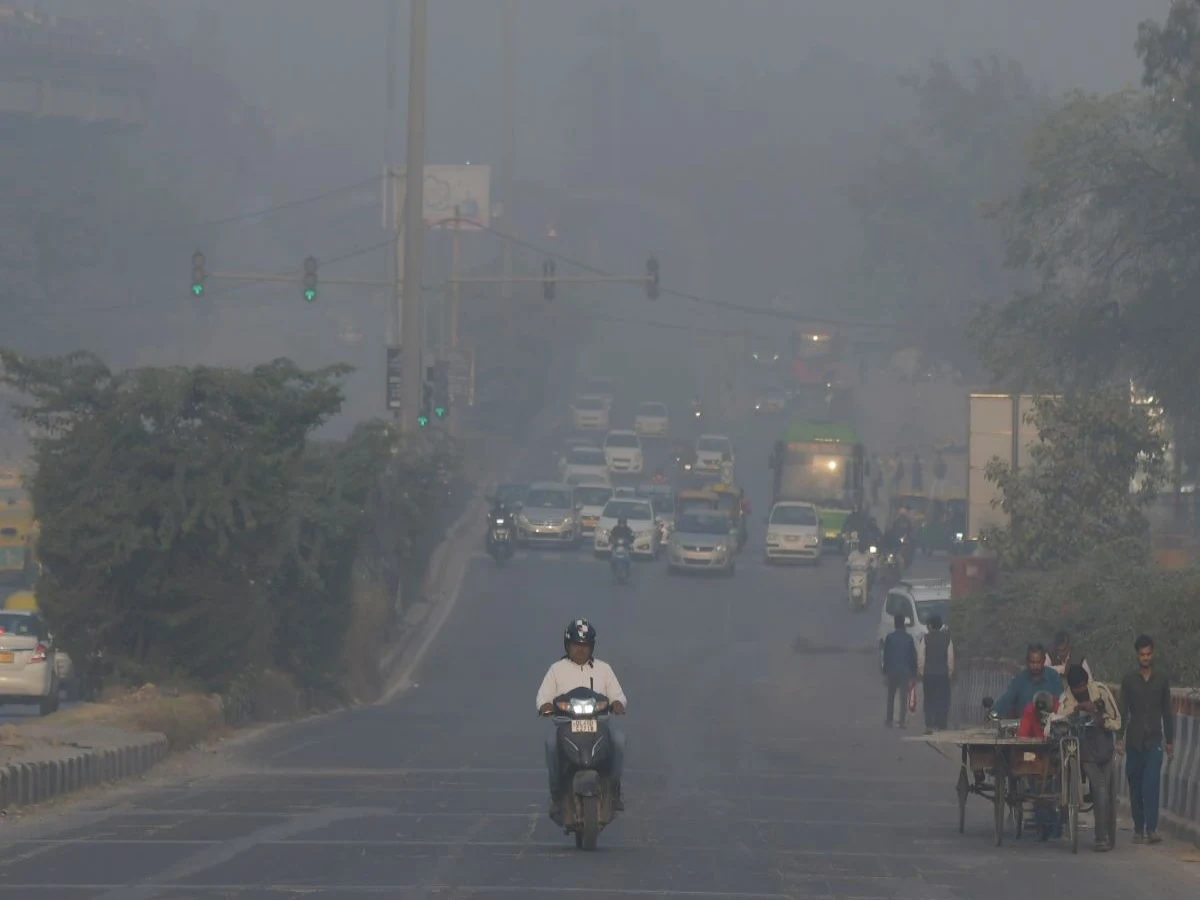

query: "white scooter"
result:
(847, 559), (870, 610)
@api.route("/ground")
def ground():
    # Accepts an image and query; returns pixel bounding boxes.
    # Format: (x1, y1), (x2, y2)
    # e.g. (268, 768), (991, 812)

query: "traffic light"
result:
(542, 258), (556, 301)
(646, 256), (660, 300)
(419, 366), (434, 427)
(303, 256), (318, 302)
(191, 252), (206, 296)
(432, 360), (450, 419)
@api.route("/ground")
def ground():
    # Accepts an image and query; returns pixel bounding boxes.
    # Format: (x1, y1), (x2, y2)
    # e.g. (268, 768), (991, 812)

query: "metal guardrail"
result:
(949, 659), (1200, 845)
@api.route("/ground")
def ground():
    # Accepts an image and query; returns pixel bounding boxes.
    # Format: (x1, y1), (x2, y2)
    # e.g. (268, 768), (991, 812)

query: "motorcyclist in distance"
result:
(537, 619), (627, 814)
(609, 516), (634, 549)
(862, 515), (884, 552)
(651, 468), (669, 485)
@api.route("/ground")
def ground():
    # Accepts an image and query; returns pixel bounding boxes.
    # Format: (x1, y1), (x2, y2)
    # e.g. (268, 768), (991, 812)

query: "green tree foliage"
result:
(981, 393), (1167, 571)
(0, 350), (429, 692)
(843, 56), (1052, 367)
(952, 539), (1200, 686)
(977, 4), (1200, 430)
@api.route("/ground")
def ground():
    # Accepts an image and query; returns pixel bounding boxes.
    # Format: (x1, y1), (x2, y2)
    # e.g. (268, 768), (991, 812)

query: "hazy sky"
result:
(168, 0), (1167, 182)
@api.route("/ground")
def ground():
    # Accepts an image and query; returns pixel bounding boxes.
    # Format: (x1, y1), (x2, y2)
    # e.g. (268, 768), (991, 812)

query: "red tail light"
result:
(29, 644), (47, 663)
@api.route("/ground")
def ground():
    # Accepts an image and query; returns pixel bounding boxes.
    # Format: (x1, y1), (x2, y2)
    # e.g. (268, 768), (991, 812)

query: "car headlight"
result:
(562, 516), (575, 527)
(596, 527), (609, 540)
(713, 543), (728, 555)
(767, 531), (779, 542)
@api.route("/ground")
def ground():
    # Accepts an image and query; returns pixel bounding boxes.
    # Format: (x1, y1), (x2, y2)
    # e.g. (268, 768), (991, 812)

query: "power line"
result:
(25, 237), (395, 320)
(469, 219), (897, 330)
(177, 175), (383, 230)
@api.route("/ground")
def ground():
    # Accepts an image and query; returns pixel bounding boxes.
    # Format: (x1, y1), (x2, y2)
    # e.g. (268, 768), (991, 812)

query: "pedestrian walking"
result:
(911, 453), (923, 493)
(931, 451), (947, 499)
(1061, 664), (1121, 851)
(1117, 634), (1175, 845)
(918, 615), (954, 732)
(882, 614), (917, 729)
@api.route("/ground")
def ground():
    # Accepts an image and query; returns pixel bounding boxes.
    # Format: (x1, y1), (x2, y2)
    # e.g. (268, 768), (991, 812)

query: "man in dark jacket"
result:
(918, 614), (954, 732)
(883, 613), (918, 728)
(1118, 634), (1174, 844)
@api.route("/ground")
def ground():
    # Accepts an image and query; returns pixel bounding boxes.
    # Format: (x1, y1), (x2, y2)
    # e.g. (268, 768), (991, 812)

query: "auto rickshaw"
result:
(675, 488), (720, 520)
(711, 483), (749, 552)
(915, 496), (968, 555)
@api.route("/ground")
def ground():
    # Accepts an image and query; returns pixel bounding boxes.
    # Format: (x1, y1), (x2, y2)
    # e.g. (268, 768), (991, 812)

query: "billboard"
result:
(385, 165), (491, 231)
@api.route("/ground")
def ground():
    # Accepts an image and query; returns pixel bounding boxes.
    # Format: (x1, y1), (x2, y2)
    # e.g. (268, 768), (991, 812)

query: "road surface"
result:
(0, 405), (1195, 899)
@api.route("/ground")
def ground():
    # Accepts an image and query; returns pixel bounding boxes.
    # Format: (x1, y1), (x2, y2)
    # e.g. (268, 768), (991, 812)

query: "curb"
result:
(0, 732), (169, 811)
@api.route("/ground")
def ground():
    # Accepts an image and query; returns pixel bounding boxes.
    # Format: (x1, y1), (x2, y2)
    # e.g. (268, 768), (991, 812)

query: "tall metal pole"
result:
(500, 0), (516, 302)
(400, 0), (428, 435)
(451, 205), (462, 350)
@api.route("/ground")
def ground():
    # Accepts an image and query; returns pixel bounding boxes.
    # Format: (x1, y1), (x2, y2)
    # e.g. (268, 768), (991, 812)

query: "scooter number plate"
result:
(571, 719), (598, 734)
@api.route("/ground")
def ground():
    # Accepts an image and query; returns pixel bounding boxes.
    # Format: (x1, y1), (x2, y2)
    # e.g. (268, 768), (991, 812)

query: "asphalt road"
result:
(0, 404), (1196, 898)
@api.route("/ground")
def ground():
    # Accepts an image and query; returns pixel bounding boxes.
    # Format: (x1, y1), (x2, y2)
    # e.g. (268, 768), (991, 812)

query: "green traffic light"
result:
(304, 289), (317, 302)
(191, 284), (204, 296)
(434, 406), (446, 418)
(418, 414), (429, 428)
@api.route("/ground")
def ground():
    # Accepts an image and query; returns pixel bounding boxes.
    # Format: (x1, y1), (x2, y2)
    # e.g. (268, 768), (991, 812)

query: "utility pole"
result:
(400, 0), (428, 435)
(450, 205), (462, 349)
(500, 0), (516, 302)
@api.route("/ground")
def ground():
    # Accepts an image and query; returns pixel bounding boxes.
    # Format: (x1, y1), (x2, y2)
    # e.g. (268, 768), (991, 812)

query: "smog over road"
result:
(0, 1), (1199, 897)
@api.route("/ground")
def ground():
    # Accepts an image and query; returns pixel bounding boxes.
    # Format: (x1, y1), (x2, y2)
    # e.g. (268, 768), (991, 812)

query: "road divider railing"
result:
(0, 731), (168, 812)
(947, 657), (1200, 847)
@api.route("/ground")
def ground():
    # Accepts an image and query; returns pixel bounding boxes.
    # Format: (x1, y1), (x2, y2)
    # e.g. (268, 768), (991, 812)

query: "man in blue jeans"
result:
(1117, 634), (1175, 844)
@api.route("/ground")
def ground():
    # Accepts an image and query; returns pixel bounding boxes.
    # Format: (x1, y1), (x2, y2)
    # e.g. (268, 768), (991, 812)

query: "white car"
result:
(560, 445), (611, 484)
(571, 394), (610, 431)
(583, 377), (617, 410)
(603, 430), (644, 474)
(573, 481), (614, 536)
(877, 579), (952, 672)
(765, 501), (822, 563)
(694, 434), (734, 474)
(593, 497), (658, 559)
(633, 401), (670, 437)
(0, 610), (60, 716)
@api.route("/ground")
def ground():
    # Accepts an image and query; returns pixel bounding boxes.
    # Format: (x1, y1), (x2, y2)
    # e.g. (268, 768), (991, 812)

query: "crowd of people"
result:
(882, 625), (1176, 852)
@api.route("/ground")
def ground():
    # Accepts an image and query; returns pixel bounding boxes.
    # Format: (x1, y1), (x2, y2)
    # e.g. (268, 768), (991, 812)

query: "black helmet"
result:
(564, 618), (596, 655)
(617, 516), (628, 527)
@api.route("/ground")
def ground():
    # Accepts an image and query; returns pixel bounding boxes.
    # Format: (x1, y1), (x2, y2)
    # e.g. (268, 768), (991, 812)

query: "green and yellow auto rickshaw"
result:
(915, 496), (968, 555)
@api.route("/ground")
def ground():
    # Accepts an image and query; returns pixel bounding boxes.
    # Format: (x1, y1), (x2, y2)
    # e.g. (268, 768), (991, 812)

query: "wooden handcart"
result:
(908, 723), (1090, 853)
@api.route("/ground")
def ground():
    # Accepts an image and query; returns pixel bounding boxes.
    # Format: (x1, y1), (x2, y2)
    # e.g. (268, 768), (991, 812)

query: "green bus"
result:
(773, 420), (866, 549)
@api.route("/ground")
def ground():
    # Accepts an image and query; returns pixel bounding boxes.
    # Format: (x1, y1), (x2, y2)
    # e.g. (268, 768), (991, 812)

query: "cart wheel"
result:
(956, 766), (969, 835)
(993, 773), (1006, 847)
(1065, 758), (1080, 855)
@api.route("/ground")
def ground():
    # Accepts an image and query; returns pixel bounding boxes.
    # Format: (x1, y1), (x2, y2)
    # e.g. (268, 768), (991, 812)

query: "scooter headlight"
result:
(955, 532), (964, 541)
(869, 545), (878, 554)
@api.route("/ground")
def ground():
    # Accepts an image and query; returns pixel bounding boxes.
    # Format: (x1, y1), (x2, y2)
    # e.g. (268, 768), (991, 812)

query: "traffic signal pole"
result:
(399, 0), (428, 437)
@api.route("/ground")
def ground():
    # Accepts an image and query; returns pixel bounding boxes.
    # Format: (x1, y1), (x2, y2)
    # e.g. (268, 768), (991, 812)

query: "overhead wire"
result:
(176, 175), (384, 230)
(467, 219), (898, 330)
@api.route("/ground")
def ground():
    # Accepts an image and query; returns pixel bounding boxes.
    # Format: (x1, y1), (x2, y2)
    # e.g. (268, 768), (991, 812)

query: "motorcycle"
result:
(544, 687), (621, 850)
(610, 539), (632, 584)
(487, 514), (514, 565)
(847, 560), (869, 610)
(881, 547), (904, 586)
(691, 406), (704, 423)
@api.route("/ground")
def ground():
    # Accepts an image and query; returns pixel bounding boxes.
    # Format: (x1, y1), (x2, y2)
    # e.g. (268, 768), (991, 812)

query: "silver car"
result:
(516, 482), (581, 547)
(667, 510), (736, 576)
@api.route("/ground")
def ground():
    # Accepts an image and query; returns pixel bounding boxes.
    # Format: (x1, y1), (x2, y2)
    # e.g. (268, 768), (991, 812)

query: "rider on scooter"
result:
(609, 516), (634, 549)
(537, 619), (627, 815)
